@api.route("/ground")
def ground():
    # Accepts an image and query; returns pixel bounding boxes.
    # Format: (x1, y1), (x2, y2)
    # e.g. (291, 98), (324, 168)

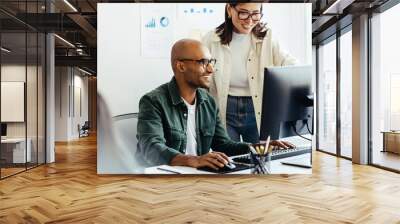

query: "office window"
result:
(1, 32), (28, 178)
(0, 1), (46, 179)
(318, 37), (337, 154)
(339, 29), (352, 158)
(371, 3), (400, 171)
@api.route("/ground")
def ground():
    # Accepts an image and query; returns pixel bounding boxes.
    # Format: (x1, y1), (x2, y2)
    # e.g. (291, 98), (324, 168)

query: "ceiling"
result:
(0, 0), (394, 75)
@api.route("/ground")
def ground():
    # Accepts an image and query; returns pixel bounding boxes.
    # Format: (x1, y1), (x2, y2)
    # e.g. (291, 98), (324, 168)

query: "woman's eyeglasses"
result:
(179, 58), (217, 68)
(232, 7), (263, 21)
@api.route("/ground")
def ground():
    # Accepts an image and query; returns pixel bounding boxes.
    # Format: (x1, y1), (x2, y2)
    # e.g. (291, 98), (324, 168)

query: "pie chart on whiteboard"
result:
(160, 17), (169, 27)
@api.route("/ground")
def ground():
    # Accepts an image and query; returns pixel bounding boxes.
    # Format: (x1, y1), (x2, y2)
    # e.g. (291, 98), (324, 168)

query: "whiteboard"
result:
(98, 3), (311, 117)
(1, 82), (25, 122)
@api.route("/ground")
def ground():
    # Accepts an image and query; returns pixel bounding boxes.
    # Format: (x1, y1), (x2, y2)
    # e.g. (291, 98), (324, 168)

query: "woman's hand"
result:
(270, 140), (296, 149)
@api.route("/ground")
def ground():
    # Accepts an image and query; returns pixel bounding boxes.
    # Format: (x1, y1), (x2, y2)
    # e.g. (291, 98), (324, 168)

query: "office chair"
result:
(79, 121), (90, 138)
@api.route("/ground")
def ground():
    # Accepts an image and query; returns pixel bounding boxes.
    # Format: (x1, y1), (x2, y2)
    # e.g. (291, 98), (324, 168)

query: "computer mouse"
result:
(225, 162), (236, 170)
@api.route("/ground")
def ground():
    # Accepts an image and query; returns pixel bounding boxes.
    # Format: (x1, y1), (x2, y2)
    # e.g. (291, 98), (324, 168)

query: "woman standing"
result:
(202, 3), (297, 143)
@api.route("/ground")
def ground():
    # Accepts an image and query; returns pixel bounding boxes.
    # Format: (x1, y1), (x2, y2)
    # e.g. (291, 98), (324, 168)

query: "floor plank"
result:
(1, 135), (400, 223)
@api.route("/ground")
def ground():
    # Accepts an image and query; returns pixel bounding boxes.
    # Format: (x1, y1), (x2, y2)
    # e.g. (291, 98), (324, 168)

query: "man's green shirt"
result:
(136, 78), (250, 166)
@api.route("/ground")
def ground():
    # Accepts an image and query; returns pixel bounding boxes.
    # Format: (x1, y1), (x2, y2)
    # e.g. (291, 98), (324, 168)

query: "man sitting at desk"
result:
(136, 39), (293, 170)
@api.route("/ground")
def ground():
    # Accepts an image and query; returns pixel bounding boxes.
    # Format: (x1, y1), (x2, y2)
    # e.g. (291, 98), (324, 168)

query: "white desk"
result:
(145, 153), (312, 174)
(1, 138), (31, 163)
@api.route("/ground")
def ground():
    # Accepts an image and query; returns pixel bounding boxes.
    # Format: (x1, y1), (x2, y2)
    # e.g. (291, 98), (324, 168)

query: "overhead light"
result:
(322, 0), (354, 15)
(76, 48), (86, 56)
(78, 67), (93, 76)
(323, 0), (342, 14)
(1, 47), (11, 53)
(54, 34), (75, 48)
(63, 0), (78, 12)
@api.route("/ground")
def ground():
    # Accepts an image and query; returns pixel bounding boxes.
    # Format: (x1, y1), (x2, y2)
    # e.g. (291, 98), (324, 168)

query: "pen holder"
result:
(250, 143), (271, 174)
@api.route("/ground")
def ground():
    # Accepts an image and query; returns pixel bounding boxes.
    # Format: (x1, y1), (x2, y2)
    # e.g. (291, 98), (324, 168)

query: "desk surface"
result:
(145, 153), (312, 174)
(1, 138), (27, 143)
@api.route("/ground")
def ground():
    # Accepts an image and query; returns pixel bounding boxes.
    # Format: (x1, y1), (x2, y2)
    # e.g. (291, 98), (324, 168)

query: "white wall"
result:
(55, 67), (68, 141)
(55, 67), (89, 141)
(263, 4), (312, 65)
(72, 73), (89, 138)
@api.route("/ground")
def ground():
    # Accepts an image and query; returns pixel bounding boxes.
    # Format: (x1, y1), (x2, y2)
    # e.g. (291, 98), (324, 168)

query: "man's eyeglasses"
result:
(179, 58), (217, 68)
(232, 7), (263, 21)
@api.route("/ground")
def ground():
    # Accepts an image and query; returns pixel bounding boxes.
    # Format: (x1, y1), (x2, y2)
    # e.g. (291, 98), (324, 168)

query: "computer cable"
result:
(305, 119), (313, 135)
(291, 122), (312, 141)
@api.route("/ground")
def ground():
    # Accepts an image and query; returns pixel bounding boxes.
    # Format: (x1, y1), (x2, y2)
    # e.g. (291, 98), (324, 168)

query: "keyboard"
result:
(232, 146), (311, 164)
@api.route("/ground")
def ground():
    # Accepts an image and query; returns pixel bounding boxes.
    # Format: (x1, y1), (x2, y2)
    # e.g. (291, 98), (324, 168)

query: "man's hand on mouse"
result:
(189, 151), (229, 170)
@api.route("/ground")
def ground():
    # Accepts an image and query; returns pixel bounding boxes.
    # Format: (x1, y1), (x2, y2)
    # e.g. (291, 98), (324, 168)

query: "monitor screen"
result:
(1, 123), (7, 137)
(260, 65), (313, 140)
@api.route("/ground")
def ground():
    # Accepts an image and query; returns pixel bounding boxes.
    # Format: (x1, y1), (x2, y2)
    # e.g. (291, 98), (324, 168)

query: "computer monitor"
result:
(1, 123), (7, 137)
(260, 65), (313, 141)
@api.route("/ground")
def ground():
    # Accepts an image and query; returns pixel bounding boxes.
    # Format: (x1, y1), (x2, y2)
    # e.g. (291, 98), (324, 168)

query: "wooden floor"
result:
(1, 135), (400, 223)
(0, 167), (26, 178)
(1, 163), (45, 178)
(372, 150), (400, 171)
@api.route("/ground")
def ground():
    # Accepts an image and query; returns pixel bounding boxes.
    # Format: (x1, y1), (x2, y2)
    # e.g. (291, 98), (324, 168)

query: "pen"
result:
(249, 145), (258, 154)
(280, 162), (312, 169)
(255, 146), (261, 154)
(157, 167), (181, 174)
(249, 146), (268, 174)
(264, 136), (271, 155)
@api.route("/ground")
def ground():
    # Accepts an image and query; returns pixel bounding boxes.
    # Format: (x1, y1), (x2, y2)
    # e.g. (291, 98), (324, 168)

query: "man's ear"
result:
(176, 61), (186, 72)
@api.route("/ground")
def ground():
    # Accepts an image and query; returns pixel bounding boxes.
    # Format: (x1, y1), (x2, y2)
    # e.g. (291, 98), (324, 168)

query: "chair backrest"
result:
(98, 114), (145, 173)
(82, 121), (90, 129)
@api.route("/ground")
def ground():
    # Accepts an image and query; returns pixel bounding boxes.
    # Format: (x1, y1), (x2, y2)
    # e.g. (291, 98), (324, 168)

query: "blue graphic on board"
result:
(145, 17), (170, 28)
(184, 7), (214, 14)
(145, 18), (156, 28)
(160, 17), (169, 27)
